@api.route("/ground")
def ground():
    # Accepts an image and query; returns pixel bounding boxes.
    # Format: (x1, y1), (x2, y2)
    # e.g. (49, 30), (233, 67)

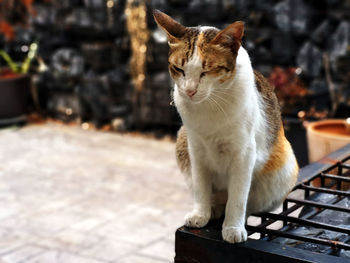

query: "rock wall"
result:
(0, 0), (349, 128)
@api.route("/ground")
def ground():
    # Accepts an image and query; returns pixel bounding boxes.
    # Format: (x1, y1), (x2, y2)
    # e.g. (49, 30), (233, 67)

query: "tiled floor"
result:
(0, 123), (192, 263)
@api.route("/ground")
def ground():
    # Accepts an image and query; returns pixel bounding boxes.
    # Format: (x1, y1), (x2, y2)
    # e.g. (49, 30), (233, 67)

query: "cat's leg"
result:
(176, 127), (211, 227)
(222, 148), (256, 243)
(184, 149), (212, 228)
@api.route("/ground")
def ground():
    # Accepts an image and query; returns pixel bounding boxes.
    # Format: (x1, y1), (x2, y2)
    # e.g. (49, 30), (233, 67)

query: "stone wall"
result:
(0, 0), (349, 129)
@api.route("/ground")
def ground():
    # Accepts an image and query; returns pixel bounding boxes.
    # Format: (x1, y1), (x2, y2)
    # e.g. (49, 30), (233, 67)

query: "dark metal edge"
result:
(175, 228), (348, 263)
(297, 143), (350, 184)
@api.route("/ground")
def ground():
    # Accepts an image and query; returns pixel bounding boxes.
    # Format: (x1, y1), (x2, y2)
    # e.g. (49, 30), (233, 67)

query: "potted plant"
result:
(0, 0), (40, 125)
(0, 43), (38, 125)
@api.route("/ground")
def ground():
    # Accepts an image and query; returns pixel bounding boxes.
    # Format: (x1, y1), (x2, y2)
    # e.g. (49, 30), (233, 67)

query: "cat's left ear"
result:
(211, 21), (244, 45)
(153, 9), (187, 43)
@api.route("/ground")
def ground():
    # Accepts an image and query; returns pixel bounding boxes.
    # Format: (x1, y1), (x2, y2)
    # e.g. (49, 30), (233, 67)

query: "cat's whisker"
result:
(193, 94), (208, 104)
(215, 86), (231, 91)
(206, 98), (217, 112)
(213, 89), (235, 99)
(213, 89), (232, 95)
(208, 96), (228, 118)
(214, 91), (237, 105)
(211, 93), (232, 110)
(211, 93), (232, 106)
(214, 91), (235, 100)
(210, 94), (228, 108)
(207, 98), (221, 115)
(205, 99), (215, 112)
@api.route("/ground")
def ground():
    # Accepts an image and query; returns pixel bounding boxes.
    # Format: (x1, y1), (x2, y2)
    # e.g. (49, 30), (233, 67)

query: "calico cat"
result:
(153, 10), (299, 244)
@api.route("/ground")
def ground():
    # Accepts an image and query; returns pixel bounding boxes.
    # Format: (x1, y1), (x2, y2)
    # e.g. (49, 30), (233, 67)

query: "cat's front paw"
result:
(185, 210), (210, 228)
(222, 225), (247, 243)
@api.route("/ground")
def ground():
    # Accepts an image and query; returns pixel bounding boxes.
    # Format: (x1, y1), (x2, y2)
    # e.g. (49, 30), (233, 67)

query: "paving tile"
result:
(79, 239), (136, 262)
(25, 250), (105, 263)
(2, 212), (85, 240)
(31, 211), (89, 236)
(118, 254), (169, 263)
(36, 230), (101, 253)
(64, 195), (124, 221)
(0, 245), (45, 263)
(96, 206), (175, 246)
(139, 239), (175, 261)
(70, 217), (104, 232)
(0, 228), (34, 256)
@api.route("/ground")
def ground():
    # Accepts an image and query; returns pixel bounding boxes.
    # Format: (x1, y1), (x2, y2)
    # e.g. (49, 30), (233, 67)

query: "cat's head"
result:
(153, 10), (244, 104)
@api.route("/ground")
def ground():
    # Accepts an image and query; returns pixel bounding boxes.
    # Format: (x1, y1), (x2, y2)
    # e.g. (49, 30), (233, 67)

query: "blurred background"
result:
(0, 1), (350, 262)
(0, 0), (350, 165)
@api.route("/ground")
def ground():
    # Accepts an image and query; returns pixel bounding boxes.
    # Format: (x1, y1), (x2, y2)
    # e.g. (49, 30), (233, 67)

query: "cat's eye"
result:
(201, 66), (229, 77)
(173, 65), (185, 76)
(213, 66), (229, 72)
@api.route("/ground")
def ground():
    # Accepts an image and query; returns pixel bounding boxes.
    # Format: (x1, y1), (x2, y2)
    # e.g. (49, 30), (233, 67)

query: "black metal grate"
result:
(175, 144), (350, 263)
(246, 146), (350, 258)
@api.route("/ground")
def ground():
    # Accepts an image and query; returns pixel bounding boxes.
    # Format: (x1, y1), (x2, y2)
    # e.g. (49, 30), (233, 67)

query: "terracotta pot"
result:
(307, 119), (350, 163)
(0, 73), (31, 124)
(307, 119), (350, 190)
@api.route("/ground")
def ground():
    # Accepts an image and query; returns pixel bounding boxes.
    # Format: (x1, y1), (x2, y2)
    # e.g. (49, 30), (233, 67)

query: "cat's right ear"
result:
(153, 10), (187, 44)
(211, 21), (244, 46)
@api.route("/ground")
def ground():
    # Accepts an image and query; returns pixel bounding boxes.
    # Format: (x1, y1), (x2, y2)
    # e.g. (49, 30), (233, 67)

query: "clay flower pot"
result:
(0, 69), (31, 125)
(307, 119), (350, 163)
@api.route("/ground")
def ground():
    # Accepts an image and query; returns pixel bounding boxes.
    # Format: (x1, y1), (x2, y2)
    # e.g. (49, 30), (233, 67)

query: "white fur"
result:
(173, 35), (297, 243)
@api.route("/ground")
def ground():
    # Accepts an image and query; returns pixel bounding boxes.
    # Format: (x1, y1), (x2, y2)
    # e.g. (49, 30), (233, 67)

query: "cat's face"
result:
(153, 10), (244, 104)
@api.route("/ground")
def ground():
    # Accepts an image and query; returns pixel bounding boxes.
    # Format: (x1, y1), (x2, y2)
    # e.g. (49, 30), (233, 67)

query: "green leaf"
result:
(0, 50), (19, 73)
(21, 43), (38, 74)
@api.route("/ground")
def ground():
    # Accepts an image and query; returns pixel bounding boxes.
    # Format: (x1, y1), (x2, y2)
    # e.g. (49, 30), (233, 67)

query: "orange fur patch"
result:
(176, 126), (190, 173)
(196, 30), (237, 73)
(261, 125), (290, 174)
(196, 32), (209, 65)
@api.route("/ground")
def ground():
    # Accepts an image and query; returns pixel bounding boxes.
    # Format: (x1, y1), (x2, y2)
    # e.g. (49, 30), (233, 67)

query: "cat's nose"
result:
(186, 89), (197, 98)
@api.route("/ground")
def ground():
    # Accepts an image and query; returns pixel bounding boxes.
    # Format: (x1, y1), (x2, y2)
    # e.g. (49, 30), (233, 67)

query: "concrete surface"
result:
(0, 123), (192, 263)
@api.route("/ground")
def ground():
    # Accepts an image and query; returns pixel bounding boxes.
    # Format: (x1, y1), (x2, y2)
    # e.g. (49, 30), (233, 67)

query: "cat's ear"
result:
(211, 21), (244, 45)
(153, 9), (187, 43)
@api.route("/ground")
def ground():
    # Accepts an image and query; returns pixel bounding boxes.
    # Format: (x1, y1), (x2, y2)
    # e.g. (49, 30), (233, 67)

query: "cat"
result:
(153, 10), (299, 244)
